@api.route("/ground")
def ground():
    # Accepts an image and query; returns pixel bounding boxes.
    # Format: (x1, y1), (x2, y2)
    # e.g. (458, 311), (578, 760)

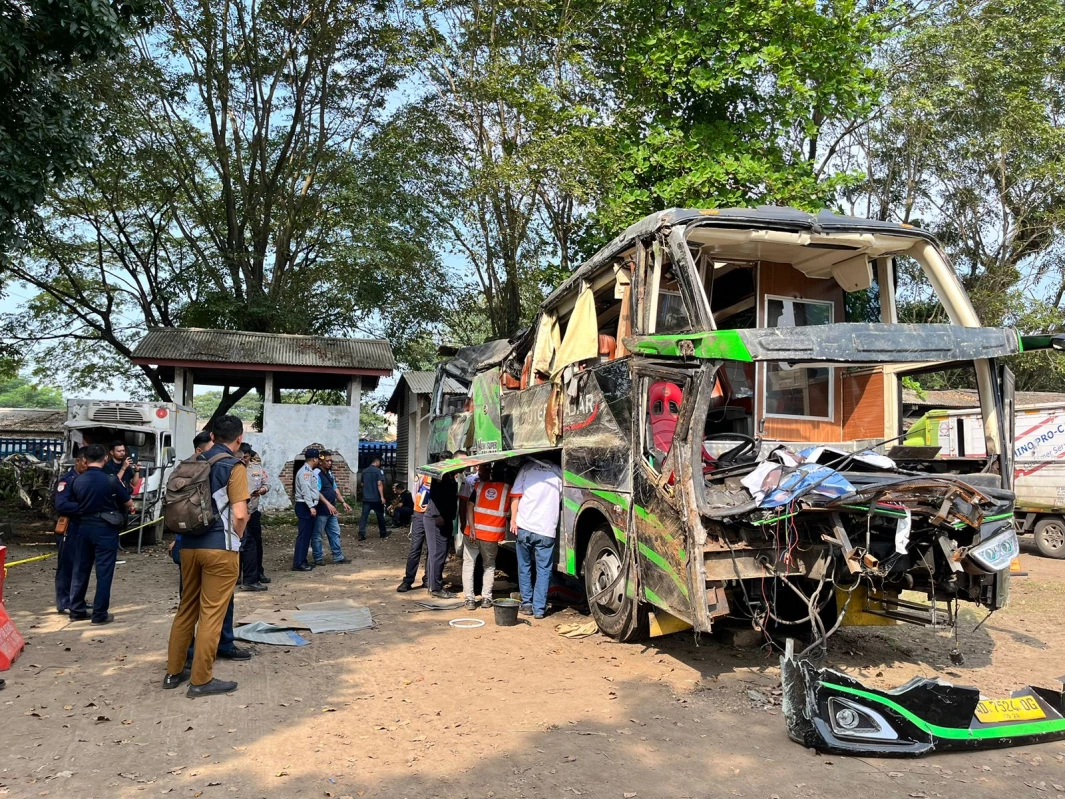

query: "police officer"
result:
(53, 447), (88, 613)
(67, 443), (135, 624)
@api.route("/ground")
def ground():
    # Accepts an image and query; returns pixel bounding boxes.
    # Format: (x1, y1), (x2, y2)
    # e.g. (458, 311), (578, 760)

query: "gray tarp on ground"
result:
(293, 599), (375, 633)
(234, 621), (311, 646)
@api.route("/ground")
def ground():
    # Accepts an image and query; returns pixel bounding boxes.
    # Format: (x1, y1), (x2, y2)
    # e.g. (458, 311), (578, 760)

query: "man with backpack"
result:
(162, 415), (250, 698)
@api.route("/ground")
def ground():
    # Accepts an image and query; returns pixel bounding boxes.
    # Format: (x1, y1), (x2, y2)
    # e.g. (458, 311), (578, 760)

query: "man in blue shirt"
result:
(292, 448), (321, 571)
(103, 440), (142, 494)
(358, 455), (388, 541)
(53, 447), (88, 613)
(312, 451), (351, 564)
(67, 443), (135, 624)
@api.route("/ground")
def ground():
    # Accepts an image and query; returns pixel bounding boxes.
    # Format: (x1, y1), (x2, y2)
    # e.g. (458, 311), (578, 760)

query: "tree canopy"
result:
(0, 375), (65, 409)
(6, 0), (1065, 397)
(0, 0), (152, 250)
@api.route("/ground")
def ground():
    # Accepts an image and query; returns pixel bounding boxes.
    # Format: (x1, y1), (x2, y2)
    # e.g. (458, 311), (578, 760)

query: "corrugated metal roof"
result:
(402, 371), (437, 395)
(0, 408), (66, 433)
(903, 389), (1065, 408)
(132, 328), (395, 372)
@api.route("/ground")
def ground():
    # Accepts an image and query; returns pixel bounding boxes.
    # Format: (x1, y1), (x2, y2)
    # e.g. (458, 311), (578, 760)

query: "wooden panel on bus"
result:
(757, 261), (846, 442)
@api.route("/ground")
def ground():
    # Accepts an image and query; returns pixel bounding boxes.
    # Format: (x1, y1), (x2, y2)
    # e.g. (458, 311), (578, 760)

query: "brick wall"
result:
(276, 443), (355, 504)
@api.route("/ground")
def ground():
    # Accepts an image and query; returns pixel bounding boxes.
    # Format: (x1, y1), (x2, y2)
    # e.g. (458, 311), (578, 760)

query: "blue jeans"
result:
(69, 522), (120, 621)
(312, 513), (344, 562)
(293, 503), (315, 568)
(516, 528), (556, 616)
(359, 501), (387, 539)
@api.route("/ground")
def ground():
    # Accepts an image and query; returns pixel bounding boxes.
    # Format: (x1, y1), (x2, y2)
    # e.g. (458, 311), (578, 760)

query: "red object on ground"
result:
(0, 605), (24, 671)
(0, 547), (26, 670)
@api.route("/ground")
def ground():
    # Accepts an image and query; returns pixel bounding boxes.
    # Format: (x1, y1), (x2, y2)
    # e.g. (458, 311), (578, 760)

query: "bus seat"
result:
(649, 381), (683, 454)
(598, 334), (617, 361)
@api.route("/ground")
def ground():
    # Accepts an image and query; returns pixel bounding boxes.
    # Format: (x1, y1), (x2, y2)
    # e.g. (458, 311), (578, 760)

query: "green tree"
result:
(392, 0), (615, 338)
(855, 0), (1065, 390)
(0, 375), (65, 408)
(360, 400), (392, 441)
(2, 0), (448, 411)
(594, 0), (889, 230)
(193, 390), (262, 422)
(0, 0), (152, 249)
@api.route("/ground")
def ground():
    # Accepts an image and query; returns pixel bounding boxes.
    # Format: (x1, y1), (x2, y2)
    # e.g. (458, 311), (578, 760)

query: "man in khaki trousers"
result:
(163, 415), (250, 698)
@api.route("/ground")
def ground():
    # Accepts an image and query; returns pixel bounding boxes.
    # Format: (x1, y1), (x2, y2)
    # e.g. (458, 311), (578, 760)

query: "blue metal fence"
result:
(358, 441), (397, 471)
(0, 437), (64, 461)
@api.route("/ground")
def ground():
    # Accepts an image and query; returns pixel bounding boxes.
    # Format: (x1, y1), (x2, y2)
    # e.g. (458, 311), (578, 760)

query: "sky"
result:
(2, 282), (400, 407)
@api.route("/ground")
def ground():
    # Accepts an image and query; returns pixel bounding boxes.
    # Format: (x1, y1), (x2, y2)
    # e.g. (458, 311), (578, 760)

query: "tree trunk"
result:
(204, 385), (253, 431)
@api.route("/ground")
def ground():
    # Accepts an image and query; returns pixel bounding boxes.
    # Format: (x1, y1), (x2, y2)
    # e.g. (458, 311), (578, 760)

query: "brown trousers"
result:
(166, 548), (239, 685)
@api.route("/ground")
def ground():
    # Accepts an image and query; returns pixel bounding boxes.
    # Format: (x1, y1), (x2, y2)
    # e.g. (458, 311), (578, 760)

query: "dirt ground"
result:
(1, 515), (1064, 799)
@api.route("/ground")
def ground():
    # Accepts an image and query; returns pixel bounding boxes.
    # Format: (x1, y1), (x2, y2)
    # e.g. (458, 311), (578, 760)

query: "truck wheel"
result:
(1034, 517), (1065, 559)
(583, 528), (648, 642)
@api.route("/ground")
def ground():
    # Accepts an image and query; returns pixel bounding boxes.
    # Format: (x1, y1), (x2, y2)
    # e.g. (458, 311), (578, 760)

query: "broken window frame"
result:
(762, 295), (836, 422)
(633, 360), (699, 500)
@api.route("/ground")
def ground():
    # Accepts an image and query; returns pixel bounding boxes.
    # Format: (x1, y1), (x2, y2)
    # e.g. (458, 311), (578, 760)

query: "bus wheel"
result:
(1034, 517), (1065, 559)
(584, 528), (647, 642)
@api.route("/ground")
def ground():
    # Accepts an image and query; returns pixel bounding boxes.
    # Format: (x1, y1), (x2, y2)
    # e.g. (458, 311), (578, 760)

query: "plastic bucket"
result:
(493, 598), (520, 627)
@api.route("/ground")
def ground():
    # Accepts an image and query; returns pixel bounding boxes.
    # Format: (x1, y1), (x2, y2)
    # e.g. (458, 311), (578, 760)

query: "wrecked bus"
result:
(419, 207), (1064, 647)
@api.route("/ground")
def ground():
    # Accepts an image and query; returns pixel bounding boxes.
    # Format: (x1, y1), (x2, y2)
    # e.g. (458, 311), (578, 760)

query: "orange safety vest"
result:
(471, 481), (510, 542)
(413, 475), (431, 514)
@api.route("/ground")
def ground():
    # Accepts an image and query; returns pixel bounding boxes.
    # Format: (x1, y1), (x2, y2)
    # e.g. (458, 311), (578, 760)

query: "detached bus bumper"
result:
(781, 652), (1065, 756)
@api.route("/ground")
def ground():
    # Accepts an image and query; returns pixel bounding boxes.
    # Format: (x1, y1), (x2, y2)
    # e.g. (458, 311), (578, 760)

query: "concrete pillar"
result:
(174, 368), (186, 406)
(175, 368), (195, 406)
(348, 376), (361, 407)
(264, 372), (276, 405)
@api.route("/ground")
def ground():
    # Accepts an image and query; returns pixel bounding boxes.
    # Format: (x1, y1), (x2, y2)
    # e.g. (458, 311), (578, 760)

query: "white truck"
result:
(904, 402), (1065, 558)
(62, 400), (196, 545)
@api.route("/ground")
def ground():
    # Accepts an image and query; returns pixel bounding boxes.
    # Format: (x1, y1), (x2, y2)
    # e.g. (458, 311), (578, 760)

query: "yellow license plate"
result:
(975, 696), (1046, 723)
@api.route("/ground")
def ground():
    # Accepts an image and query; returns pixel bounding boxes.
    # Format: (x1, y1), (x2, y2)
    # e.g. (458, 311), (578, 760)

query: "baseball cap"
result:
(304, 447), (320, 459)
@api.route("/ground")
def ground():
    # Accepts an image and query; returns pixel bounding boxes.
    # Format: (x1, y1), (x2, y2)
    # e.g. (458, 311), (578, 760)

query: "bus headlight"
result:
(967, 527), (1019, 573)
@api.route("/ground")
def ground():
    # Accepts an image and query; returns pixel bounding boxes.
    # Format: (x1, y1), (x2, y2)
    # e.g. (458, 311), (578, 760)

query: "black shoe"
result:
(519, 604), (533, 617)
(239, 582), (268, 592)
(358, 536), (366, 541)
(430, 589), (457, 599)
(69, 612), (91, 621)
(91, 613), (115, 625)
(187, 678), (237, 698)
(163, 669), (190, 689)
(258, 576), (272, 584)
(314, 560), (325, 566)
(217, 647), (252, 660)
(396, 582), (413, 593)
(333, 557), (349, 564)
(291, 564), (313, 572)
(379, 533), (390, 540)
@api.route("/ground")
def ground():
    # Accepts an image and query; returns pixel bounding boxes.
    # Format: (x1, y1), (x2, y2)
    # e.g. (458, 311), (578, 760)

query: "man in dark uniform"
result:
(103, 440), (141, 493)
(53, 447), (88, 613)
(67, 443), (135, 624)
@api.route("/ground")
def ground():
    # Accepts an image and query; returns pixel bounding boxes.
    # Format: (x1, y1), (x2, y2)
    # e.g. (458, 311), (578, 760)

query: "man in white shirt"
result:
(508, 457), (563, 619)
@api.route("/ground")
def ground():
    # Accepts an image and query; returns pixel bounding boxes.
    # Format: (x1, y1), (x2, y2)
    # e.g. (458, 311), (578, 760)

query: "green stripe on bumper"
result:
(823, 682), (1065, 741)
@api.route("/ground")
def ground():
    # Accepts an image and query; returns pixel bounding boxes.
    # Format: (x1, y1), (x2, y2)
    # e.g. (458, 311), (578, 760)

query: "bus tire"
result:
(1034, 517), (1065, 559)
(583, 527), (648, 642)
